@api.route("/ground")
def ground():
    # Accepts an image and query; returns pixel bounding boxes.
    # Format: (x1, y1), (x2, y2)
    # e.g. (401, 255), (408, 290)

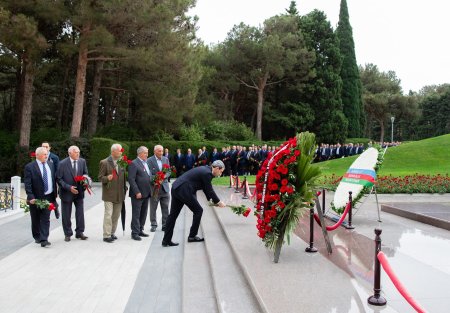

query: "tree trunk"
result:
(18, 58), (35, 148)
(379, 120), (385, 144)
(70, 23), (91, 138)
(15, 63), (24, 131)
(57, 60), (70, 130)
(88, 60), (104, 136)
(255, 73), (269, 140)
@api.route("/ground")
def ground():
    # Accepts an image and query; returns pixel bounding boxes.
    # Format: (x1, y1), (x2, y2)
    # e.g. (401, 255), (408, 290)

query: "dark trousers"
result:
(163, 188), (203, 243)
(149, 192), (169, 228)
(30, 199), (54, 243)
(130, 196), (149, 235)
(61, 197), (85, 237)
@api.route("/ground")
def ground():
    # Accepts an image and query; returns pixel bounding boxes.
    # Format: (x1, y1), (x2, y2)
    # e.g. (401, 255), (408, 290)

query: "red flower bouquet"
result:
(229, 205), (252, 217)
(74, 175), (93, 195)
(254, 132), (321, 255)
(151, 164), (172, 198)
(34, 199), (57, 211)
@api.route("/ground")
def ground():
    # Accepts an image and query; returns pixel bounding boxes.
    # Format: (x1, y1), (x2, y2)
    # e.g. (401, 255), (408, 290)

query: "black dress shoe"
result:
(139, 232), (149, 237)
(75, 234), (88, 240)
(188, 236), (204, 242)
(35, 239), (40, 244)
(54, 208), (60, 219)
(111, 234), (118, 240)
(161, 226), (166, 232)
(103, 237), (114, 243)
(150, 226), (157, 232)
(132, 234), (142, 241)
(64, 236), (71, 242)
(162, 241), (179, 247)
(41, 241), (51, 247)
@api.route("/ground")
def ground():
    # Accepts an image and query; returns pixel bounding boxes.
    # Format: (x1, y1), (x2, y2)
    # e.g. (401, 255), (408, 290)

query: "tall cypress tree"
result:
(336, 0), (364, 137)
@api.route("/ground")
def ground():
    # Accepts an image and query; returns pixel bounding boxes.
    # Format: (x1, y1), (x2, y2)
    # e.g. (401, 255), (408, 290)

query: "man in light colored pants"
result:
(99, 144), (127, 243)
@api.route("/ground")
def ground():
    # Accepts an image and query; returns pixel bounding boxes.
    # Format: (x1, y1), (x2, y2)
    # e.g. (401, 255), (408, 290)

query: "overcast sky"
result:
(189, 0), (450, 93)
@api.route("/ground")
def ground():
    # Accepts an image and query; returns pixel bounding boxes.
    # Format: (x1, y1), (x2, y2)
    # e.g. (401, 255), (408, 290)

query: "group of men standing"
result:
(315, 143), (366, 162)
(170, 144), (271, 178)
(25, 143), (89, 247)
(24, 142), (225, 248)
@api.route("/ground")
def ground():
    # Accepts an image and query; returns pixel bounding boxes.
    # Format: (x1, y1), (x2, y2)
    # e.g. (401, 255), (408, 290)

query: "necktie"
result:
(73, 160), (77, 176)
(42, 162), (48, 193)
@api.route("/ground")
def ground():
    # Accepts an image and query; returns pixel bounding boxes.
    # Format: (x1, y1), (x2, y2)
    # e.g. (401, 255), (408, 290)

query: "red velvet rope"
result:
(313, 202), (351, 231)
(377, 251), (426, 313)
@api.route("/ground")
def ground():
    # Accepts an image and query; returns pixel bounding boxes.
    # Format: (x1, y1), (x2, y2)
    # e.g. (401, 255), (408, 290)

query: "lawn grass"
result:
(212, 134), (450, 185)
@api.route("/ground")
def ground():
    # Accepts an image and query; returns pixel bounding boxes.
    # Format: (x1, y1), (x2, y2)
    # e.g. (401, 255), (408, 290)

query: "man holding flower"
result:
(99, 144), (128, 243)
(56, 145), (91, 242)
(24, 147), (58, 247)
(148, 145), (171, 232)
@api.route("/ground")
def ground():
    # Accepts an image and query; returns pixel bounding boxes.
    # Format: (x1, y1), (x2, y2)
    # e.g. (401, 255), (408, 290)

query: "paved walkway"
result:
(0, 184), (449, 313)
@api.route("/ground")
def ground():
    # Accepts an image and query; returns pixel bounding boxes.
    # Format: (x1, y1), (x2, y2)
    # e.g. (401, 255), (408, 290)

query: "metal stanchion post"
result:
(368, 228), (387, 306)
(305, 206), (318, 253)
(322, 188), (326, 214)
(235, 175), (240, 193)
(347, 191), (355, 229)
(242, 176), (248, 199)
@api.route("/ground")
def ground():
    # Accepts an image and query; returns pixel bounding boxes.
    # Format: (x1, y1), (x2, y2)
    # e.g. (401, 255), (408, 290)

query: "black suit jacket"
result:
(24, 160), (57, 202)
(56, 157), (89, 201)
(172, 166), (220, 204)
(128, 158), (152, 198)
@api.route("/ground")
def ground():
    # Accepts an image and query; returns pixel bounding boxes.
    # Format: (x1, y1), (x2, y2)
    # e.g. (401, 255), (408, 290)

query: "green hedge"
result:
(89, 138), (130, 181)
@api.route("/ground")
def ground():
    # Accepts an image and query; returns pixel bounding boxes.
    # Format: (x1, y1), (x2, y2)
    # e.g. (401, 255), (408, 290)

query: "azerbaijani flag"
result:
(342, 168), (376, 187)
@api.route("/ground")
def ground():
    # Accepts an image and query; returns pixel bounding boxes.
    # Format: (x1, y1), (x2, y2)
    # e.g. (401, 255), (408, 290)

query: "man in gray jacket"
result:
(128, 146), (152, 241)
(148, 145), (170, 232)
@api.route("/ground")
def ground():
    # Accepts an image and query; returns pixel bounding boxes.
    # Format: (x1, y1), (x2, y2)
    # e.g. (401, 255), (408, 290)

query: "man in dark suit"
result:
(56, 145), (90, 242)
(174, 148), (184, 177)
(162, 160), (226, 247)
(183, 148), (196, 172)
(211, 147), (220, 163)
(42, 141), (60, 219)
(24, 147), (58, 247)
(128, 146), (152, 241)
(148, 145), (170, 232)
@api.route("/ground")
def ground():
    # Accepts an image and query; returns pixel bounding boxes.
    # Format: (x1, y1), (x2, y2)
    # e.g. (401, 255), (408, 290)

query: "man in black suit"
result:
(41, 141), (60, 219)
(56, 145), (91, 242)
(24, 147), (58, 247)
(148, 145), (170, 232)
(162, 160), (226, 247)
(128, 146), (152, 241)
(174, 148), (184, 177)
(184, 148), (196, 172)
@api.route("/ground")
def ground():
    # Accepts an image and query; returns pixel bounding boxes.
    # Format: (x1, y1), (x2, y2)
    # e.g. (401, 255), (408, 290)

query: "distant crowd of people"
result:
(167, 145), (276, 177)
(314, 141), (402, 162)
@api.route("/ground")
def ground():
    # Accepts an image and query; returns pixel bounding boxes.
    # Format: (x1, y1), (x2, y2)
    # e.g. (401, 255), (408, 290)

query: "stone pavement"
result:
(0, 183), (449, 313)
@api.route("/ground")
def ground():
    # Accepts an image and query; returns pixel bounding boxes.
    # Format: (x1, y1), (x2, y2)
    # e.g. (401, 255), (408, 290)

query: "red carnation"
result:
(163, 163), (170, 169)
(243, 208), (251, 217)
(120, 148), (124, 152)
(122, 155), (128, 161)
(281, 179), (288, 186)
(48, 203), (56, 211)
(294, 150), (300, 156)
(30, 152), (36, 158)
(127, 160), (132, 165)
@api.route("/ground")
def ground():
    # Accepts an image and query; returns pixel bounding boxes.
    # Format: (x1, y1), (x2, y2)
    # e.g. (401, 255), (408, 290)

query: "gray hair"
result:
(137, 146), (148, 154)
(35, 147), (47, 156)
(111, 143), (122, 152)
(212, 160), (225, 169)
(154, 144), (163, 151)
(68, 145), (80, 153)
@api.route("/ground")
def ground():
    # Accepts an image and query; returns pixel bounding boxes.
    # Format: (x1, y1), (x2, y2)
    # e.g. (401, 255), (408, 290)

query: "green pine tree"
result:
(336, 0), (364, 137)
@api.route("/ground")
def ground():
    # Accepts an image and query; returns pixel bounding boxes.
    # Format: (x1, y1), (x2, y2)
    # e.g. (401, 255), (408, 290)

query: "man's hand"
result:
(136, 193), (142, 199)
(107, 174), (113, 181)
(29, 199), (36, 204)
(217, 201), (226, 208)
(70, 186), (79, 194)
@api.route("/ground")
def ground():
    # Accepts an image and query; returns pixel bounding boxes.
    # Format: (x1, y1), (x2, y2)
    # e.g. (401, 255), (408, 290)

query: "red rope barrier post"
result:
(368, 228), (387, 306)
(228, 170), (233, 188)
(322, 188), (326, 214)
(346, 191), (355, 229)
(234, 175), (240, 193)
(305, 205), (318, 253)
(242, 176), (249, 199)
